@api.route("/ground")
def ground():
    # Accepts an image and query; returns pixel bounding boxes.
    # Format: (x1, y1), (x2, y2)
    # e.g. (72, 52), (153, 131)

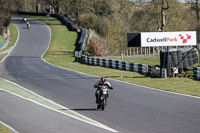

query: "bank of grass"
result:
(0, 23), (18, 61)
(0, 35), (3, 44)
(0, 124), (13, 133)
(0, 56), (3, 60)
(122, 57), (160, 66)
(18, 15), (200, 97)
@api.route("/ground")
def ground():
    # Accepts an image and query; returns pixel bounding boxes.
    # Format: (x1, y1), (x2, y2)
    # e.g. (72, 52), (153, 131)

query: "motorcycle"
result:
(27, 23), (30, 29)
(96, 85), (109, 111)
(23, 17), (27, 22)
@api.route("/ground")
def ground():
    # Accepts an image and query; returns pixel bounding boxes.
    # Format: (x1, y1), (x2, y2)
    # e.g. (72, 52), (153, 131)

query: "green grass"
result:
(0, 35), (3, 44)
(122, 57), (160, 66)
(8, 24), (18, 47)
(43, 17), (77, 63)
(0, 124), (13, 133)
(0, 23), (18, 61)
(11, 15), (200, 98)
(0, 56), (3, 60)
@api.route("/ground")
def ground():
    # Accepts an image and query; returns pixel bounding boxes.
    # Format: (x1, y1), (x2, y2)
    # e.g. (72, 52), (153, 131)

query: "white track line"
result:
(0, 18), (118, 132)
(0, 121), (19, 133)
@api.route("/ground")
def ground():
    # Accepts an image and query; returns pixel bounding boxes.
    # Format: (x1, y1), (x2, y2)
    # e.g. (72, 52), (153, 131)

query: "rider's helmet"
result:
(101, 77), (106, 83)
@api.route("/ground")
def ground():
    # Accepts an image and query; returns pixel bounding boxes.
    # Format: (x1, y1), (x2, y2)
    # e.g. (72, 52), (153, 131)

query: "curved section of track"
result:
(0, 17), (200, 133)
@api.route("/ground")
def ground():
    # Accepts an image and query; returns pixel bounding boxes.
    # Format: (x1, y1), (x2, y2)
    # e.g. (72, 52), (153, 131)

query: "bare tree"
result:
(160, 0), (169, 31)
(196, 0), (199, 23)
(0, 0), (13, 35)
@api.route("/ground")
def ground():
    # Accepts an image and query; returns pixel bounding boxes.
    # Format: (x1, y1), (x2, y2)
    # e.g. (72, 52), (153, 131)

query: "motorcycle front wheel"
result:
(101, 99), (105, 111)
(97, 104), (101, 109)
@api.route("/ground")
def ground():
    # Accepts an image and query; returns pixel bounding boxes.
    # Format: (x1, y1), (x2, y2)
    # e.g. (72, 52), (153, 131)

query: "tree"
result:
(160, 0), (169, 31)
(196, 0), (199, 23)
(93, 0), (113, 17)
(0, 0), (12, 35)
(13, 0), (36, 12)
(42, 0), (63, 13)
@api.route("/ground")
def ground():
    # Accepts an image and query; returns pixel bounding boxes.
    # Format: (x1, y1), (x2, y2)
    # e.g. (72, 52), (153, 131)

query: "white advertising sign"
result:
(141, 31), (197, 47)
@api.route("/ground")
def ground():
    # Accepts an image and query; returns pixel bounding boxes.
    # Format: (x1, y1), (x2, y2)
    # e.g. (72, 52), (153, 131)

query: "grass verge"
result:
(0, 124), (13, 133)
(12, 15), (200, 98)
(121, 57), (160, 66)
(0, 23), (18, 61)
(0, 35), (3, 44)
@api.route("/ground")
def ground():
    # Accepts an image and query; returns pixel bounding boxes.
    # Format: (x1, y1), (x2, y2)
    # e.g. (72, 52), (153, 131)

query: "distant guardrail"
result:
(50, 14), (77, 31)
(82, 55), (199, 79)
(0, 28), (9, 49)
(75, 28), (88, 59)
(193, 66), (200, 80)
(17, 12), (78, 31)
(81, 55), (148, 75)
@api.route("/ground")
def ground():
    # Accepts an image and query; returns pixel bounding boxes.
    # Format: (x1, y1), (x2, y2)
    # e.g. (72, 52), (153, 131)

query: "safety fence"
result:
(75, 28), (88, 58)
(0, 28), (8, 49)
(82, 55), (200, 80)
(193, 66), (200, 80)
(81, 55), (148, 75)
(50, 14), (77, 31)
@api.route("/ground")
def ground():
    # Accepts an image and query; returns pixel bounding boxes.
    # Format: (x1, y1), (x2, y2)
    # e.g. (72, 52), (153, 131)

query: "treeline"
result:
(0, 0), (39, 36)
(38, 0), (200, 56)
(0, 0), (12, 35)
(1, 0), (200, 56)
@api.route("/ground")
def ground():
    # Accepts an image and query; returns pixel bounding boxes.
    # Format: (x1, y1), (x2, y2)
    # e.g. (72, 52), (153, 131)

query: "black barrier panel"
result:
(102, 59), (106, 67)
(127, 33), (141, 47)
(130, 63), (134, 71)
(18, 12), (47, 16)
(78, 28), (87, 46)
(187, 52), (193, 66)
(50, 14), (77, 31)
(122, 62), (126, 70)
(160, 48), (199, 70)
(109, 59), (113, 68)
(97, 58), (100, 66)
(115, 60), (119, 69)
(182, 52), (189, 68)
(192, 50), (199, 64)
(177, 50), (183, 68)
(171, 51), (177, 67)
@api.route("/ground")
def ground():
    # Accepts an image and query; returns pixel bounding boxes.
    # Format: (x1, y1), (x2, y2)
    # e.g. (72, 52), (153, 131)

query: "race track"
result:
(0, 17), (200, 133)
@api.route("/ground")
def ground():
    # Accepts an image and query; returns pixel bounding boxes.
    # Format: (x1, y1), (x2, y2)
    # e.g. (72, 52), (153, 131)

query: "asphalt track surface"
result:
(1, 17), (200, 133)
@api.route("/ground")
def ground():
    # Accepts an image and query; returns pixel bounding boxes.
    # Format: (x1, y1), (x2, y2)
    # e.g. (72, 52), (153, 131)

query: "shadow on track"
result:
(60, 108), (98, 111)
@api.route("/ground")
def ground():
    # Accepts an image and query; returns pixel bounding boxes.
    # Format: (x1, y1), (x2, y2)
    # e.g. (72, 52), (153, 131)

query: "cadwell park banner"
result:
(127, 31), (197, 47)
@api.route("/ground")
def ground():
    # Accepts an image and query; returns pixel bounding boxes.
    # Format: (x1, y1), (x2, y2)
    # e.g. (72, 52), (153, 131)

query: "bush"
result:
(87, 40), (104, 56)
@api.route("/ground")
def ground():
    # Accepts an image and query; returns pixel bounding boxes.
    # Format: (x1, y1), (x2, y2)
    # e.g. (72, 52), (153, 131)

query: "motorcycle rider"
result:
(27, 21), (30, 28)
(23, 17), (27, 22)
(94, 77), (113, 103)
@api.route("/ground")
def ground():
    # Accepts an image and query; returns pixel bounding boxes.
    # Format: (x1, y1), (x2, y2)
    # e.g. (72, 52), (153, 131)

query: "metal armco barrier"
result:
(133, 63), (138, 72)
(193, 66), (200, 80)
(82, 56), (199, 79)
(82, 55), (148, 75)
(0, 37), (8, 49)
